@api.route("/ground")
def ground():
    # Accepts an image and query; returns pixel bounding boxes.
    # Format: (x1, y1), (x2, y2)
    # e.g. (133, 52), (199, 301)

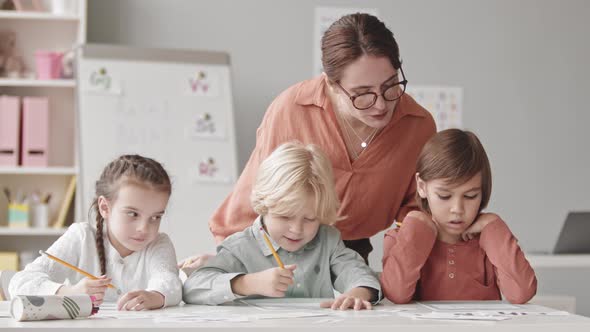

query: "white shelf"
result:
(526, 254), (590, 268)
(0, 167), (77, 175)
(0, 78), (76, 88)
(0, 0), (86, 254)
(0, 10), (79, 21)
(0, 227), (66, 236)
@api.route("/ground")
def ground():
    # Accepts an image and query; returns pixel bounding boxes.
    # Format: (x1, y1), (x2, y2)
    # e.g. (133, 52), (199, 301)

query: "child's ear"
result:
(416, 173), (427, 198)
(97, 196), (110, 219)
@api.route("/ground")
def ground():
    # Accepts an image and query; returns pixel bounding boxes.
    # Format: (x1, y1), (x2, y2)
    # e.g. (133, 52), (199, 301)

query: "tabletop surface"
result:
(1, 299), (590, 331)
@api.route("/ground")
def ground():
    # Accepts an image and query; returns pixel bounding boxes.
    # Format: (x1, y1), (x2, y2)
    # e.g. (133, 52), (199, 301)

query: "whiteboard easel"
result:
(77, 44), (238, 258)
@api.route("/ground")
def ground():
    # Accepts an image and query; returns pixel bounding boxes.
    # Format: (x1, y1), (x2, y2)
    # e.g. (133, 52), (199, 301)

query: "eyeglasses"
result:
(335, 68), (408, 110)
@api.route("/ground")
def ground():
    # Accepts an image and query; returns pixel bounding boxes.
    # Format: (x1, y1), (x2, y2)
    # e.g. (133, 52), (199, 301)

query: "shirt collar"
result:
(252, 216), (321, 257)
(294, 74), (329, 108)
(294, 73), (428, 119)
(253, 216), (280, 257)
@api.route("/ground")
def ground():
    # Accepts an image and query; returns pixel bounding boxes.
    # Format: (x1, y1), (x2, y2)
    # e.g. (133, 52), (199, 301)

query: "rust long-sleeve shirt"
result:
(209, 74), (436, 243)
(381, 215), (537, 304)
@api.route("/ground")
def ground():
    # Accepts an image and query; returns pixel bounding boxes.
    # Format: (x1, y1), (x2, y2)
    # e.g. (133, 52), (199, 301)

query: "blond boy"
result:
(183, 142), (380, 310)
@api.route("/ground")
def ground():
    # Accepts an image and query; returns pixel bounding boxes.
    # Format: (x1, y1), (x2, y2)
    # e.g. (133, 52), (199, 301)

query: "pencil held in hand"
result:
(260, 228), (285, 268)
(39, 250), (122, 295)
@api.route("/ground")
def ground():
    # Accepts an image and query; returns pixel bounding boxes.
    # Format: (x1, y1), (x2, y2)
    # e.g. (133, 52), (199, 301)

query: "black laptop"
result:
(553, 212), (590, 254)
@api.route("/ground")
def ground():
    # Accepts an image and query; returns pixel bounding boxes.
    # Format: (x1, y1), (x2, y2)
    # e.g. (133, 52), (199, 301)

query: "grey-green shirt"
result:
(183, 217), (381, 305)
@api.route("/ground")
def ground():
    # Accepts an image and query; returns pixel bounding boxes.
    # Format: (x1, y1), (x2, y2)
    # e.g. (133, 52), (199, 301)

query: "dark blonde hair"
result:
(89, 154), (171, 276)
(416, 129), (492, 214)
(321, 13), (401, 82)
(251, 142), (341, 225)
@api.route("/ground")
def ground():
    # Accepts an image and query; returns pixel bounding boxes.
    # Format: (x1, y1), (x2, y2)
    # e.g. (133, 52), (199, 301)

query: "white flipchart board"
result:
(77, 44), (238, 259)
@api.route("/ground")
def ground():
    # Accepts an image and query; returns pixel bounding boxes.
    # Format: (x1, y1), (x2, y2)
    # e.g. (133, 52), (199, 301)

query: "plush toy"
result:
(1, 0), (16, 10)
(0, 29), (27, 78)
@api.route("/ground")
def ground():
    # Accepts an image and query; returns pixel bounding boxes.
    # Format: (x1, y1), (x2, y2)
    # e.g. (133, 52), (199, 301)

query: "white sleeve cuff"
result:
(213, 273), (246, 303)
(39, 280), (65, 295)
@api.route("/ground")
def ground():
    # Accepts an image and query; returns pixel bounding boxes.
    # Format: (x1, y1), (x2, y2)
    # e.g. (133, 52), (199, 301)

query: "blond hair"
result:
(251, 142), (340, 225)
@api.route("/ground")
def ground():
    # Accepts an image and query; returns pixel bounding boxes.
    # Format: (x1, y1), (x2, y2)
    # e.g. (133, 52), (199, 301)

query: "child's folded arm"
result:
(479, 217), (537, 304)
(381, 215), (436, 304)
(145, 233), (183, 307)
(182, 247), (248, 305)
(9, 223), (86, 298)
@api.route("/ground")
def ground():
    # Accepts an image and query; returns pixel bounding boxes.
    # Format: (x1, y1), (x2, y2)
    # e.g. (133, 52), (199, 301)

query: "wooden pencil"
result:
(39, 250), (121, 294)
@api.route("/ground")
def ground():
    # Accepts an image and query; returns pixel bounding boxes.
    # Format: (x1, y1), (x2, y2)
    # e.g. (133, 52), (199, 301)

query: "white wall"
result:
(87, 0), (590, 266)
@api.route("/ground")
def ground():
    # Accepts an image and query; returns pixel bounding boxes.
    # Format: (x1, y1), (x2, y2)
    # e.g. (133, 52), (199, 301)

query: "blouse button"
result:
(449, 260), (455, 265)
(296, 283), (301, 288)
(449, 273), (455, 279)
(448, 249), (455, 254)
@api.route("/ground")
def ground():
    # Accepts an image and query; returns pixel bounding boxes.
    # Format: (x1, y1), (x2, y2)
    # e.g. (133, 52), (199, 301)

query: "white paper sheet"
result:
(418, 301), (520, 311)
(400, 311), (511, 321)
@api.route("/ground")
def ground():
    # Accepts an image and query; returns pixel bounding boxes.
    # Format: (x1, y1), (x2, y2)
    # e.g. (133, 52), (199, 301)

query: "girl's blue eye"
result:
(126, 211), (138, 217)
(437, 194), (451, 200)
(465, 194), (479, 200)
(151, 215), (163, 222)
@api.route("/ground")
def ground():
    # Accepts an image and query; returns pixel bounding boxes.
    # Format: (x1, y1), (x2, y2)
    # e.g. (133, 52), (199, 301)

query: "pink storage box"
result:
(35, 51), (63, 80)
(21, 97), (49, 167)
(0, 95), (21, 166)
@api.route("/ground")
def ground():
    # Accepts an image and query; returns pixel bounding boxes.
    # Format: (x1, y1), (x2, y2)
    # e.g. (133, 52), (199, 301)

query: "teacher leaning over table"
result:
(180, 13), (436, 273)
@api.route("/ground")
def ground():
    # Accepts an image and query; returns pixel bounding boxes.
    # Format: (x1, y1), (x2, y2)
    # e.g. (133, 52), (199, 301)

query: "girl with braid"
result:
(9, 155), (182, 310)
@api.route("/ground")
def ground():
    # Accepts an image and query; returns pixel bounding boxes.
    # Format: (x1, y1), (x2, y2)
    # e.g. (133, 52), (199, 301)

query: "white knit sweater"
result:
(9, 222), (182, 307)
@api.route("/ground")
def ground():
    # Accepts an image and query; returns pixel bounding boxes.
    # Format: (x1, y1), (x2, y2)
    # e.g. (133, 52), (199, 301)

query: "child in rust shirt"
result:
(381, 129), (537, 304)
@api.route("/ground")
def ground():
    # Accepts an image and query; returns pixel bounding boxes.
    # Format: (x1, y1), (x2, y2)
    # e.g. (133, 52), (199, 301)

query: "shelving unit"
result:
(0, 78), (76, 88)
(0, 228), (66, 236)
(0, 1), (86, 270)
(0, 10), (79, 21)
(0, 167), (78, 175)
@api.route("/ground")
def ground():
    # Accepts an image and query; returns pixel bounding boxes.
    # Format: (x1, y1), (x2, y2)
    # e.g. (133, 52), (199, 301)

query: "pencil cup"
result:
(34, 51), (63, 80)
(30, 203), (49, 228)
(11, 295), (94, 321)
(8, 203), (29, 228)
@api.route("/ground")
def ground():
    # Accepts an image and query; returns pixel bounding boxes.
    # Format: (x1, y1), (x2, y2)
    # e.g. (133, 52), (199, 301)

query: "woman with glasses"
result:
(182, 13), (435, 273)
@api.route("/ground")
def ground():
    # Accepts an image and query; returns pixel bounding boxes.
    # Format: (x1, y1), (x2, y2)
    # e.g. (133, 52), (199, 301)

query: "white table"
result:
(1, 300), (590, 331)
(526, 254), (590, 316)
(526, 254), (590, 268)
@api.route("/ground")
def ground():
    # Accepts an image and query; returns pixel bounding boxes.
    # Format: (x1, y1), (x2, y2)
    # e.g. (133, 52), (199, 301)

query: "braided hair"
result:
(89, 155), (171, 276)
